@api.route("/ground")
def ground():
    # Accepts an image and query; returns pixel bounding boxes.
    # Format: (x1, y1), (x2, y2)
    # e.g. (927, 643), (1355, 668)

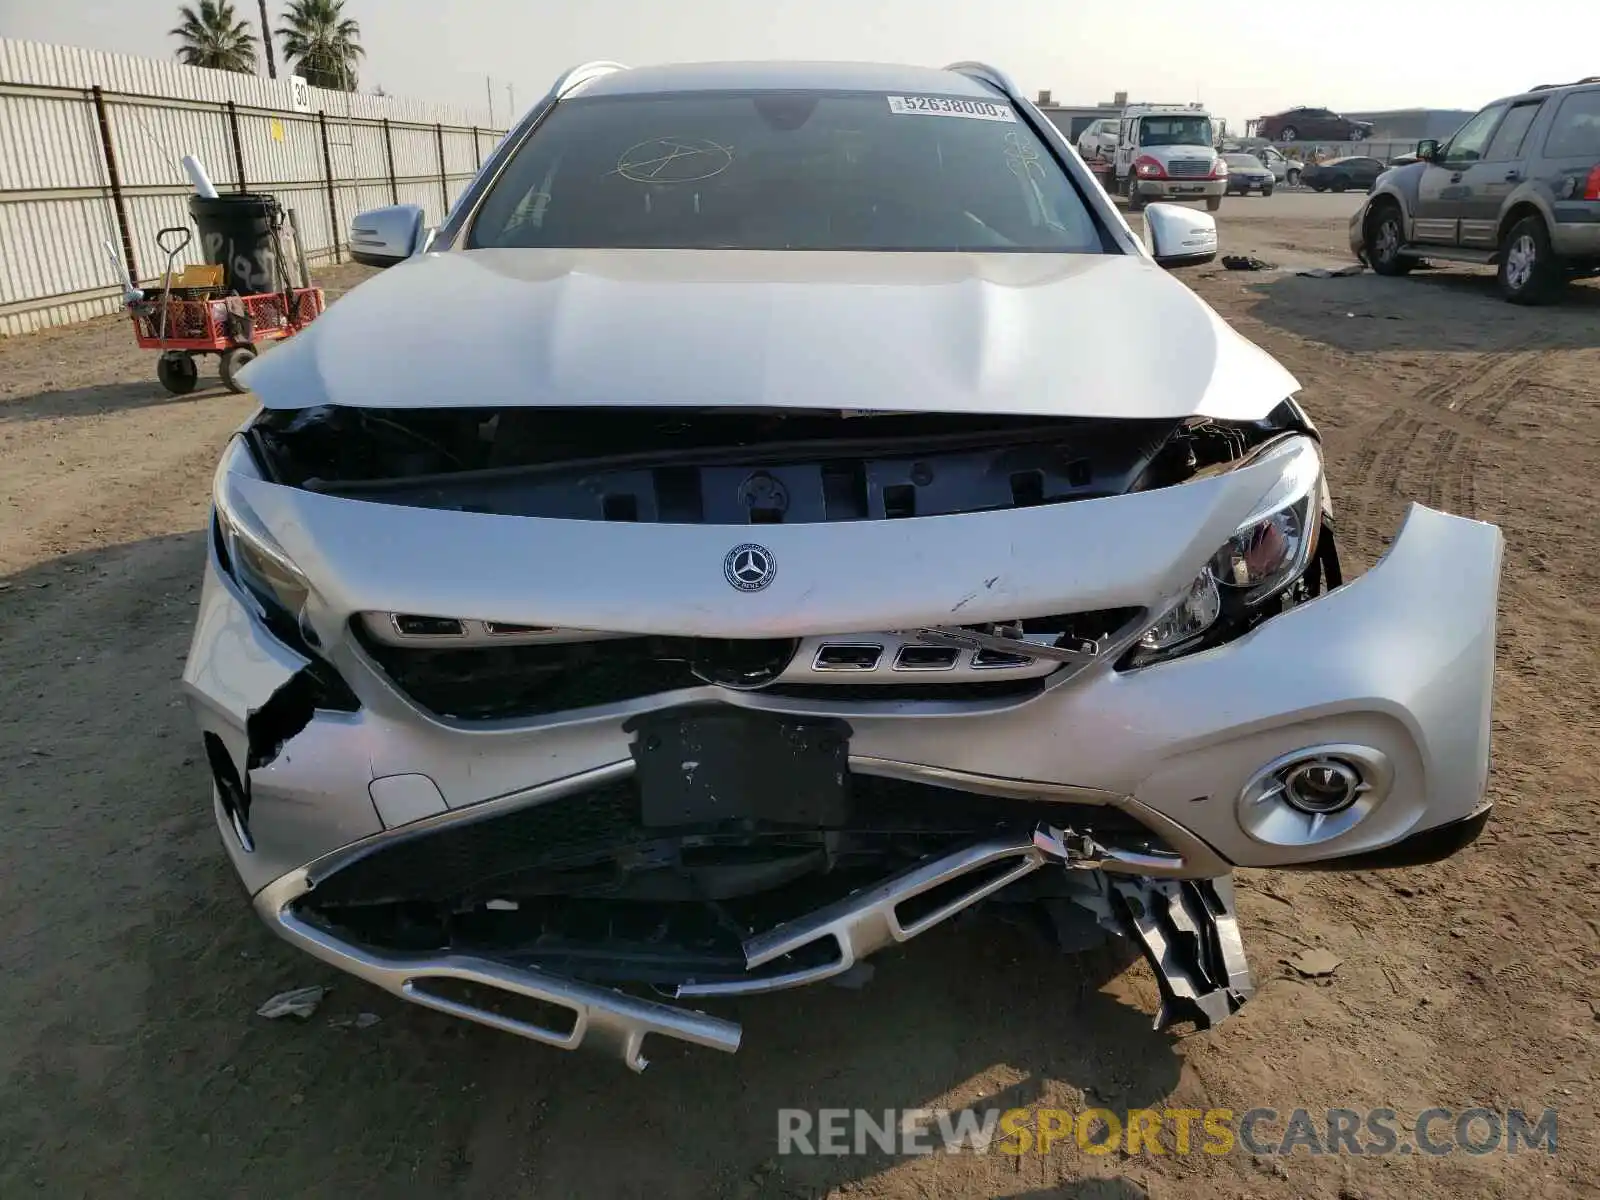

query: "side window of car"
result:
(1483, 101), (1544, 162)
(1542, 89), (1600, 159)
(1441, 103), (1508, 163)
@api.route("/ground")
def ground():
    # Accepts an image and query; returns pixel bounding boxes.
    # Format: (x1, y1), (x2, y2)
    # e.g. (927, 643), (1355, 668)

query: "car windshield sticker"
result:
(886, 95), (1016, 122)
(614, 138), (734, 183)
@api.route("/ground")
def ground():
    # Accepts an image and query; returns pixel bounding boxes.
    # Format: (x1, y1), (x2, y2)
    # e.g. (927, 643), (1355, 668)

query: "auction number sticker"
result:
(887, 95), (1016, 122)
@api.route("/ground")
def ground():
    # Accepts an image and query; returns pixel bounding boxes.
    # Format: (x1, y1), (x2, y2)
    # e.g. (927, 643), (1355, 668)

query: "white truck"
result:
(1088, 103), (1227, 212)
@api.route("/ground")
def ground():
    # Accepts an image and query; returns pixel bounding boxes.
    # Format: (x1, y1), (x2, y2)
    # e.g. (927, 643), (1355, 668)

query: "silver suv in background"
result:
(1351, 76), (1600, 302)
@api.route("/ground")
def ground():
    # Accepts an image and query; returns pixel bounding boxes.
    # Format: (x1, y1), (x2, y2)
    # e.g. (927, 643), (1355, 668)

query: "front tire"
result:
(1262, 184), (1275, 197)
(1497, 216), (1564, 304)
(1206, 195), (1223, 212)
(1287, 168), (1301, 186)
(1330, 175), (1350, 193)
(1365, 202), (1414, 275)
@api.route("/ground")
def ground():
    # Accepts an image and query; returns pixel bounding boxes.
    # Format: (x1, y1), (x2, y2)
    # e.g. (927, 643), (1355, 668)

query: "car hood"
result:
(242, 248), (1298, 421)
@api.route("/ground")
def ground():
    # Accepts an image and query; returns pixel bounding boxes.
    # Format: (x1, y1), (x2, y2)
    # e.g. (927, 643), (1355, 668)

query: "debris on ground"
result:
(1222, 254), (1277, 271)
(1288, 949), (1344, 978)
(256, 985), (328, 1020)
(1297, 264), (1366, 278)
(829, 962), (876, 990)
(330, 1011), (381, 1030)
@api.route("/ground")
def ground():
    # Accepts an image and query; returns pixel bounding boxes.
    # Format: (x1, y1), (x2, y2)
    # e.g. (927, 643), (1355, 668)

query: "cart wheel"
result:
(220, 345), (258, 394)
(156, 351), (199, 396)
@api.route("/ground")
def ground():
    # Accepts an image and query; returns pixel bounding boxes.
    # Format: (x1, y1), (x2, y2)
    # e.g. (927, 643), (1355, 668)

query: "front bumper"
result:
(185, 502), (1502, 1063)
(1135, 178), (1226, 200)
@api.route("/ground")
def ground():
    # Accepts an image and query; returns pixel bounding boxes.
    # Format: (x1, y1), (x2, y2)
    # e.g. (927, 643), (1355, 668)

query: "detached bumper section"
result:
(255, 771), (1254, 1070)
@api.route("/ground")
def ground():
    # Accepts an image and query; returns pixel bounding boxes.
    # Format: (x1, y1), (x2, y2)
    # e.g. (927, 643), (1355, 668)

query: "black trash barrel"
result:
(188, 193), (282, 295)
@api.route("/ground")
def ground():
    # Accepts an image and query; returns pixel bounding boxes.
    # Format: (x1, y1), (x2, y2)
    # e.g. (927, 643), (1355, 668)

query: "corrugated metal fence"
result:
(0, 38), (506, 335)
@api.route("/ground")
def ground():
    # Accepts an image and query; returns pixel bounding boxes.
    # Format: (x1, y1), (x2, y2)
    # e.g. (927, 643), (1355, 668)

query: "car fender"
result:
(1494, 182), (1559, 242)
(1364, 165), (1425, 240)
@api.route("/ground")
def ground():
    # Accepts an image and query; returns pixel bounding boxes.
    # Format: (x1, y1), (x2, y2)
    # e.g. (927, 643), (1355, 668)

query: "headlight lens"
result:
(1133, 436), (1323, 660)
(1211, 435), (1322, 605)
(213, 439), (312, 626)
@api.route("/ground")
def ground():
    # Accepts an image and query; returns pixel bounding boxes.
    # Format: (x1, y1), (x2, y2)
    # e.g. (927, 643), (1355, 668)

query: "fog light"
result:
(1282, 758), (1363, 814)
(1237, 744), (1392, 846)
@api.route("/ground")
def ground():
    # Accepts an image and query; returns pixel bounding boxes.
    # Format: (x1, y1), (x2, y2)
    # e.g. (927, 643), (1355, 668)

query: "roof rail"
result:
(550, 61), (629, 102)
(942, 61), (1022, 103)
(1530, 75), (1600, 91)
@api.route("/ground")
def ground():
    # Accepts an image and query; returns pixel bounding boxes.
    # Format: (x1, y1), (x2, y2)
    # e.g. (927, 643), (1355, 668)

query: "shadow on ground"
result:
(1235, 266), (1600, 353)
(0, 379), (230, 425)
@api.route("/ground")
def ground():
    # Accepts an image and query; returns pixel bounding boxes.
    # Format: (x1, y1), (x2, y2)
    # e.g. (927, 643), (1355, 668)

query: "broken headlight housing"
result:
(1126, 436), (1323, 668)
(212, 438), (315, 643)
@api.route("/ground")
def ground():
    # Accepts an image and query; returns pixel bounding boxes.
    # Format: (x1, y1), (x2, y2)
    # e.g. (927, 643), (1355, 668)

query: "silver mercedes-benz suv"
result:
(185, 59), (1502, 1071)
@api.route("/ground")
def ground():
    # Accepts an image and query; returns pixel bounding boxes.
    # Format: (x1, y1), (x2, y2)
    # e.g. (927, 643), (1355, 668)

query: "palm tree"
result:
(277, 0), (364, 92)
(257, 0), (277, 78)
(170, 0), (258, 74)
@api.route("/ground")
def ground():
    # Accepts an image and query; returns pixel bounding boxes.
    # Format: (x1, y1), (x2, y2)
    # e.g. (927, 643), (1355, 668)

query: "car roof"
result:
(576, 61), (1002, 99)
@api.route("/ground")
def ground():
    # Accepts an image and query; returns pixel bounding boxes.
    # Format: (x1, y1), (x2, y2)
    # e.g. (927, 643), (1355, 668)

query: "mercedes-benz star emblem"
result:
(723, 543), (776, 592)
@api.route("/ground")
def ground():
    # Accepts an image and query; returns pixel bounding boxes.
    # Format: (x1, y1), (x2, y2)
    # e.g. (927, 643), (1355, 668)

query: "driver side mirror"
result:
(349, 204), (428, 268)
(1143, 203), (1218, 269)
(1416, 139), (1440, 163)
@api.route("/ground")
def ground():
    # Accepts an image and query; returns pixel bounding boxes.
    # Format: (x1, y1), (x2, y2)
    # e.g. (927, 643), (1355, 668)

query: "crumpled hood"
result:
(243, 247), (1298, 420)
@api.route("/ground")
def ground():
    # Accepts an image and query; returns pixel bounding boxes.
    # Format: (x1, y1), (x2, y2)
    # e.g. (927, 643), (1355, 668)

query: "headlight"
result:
(1132, 436), (1323, 662)
(212, 438), (313, 630)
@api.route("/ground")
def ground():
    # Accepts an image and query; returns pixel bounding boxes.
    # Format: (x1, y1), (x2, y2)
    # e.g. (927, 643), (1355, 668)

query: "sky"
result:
(2, 0), (1597, 131)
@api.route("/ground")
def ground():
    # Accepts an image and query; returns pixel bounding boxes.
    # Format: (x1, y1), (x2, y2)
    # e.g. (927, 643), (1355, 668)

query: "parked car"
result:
(1223, 153), (1275, 194)
(1077, 116), (1118, 161)
(1301, 155), (1385, 192)
(1353, 75), (1600, 303)
(1254, 144), (1302, 185)
(192, 58), (1503, 1070)
(1258, 107), (1374, 143)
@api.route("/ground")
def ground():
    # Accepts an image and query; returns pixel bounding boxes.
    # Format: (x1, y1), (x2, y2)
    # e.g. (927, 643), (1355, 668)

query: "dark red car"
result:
(1257, 107), (1374, 142)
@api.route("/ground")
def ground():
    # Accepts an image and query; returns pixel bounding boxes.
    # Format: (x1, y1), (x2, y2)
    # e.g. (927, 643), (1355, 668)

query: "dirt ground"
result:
(2, 202), (1597, 1199)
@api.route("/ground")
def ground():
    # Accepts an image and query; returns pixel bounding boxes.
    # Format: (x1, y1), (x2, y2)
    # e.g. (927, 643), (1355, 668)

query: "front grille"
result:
(355, 609), (1143, 722)
(1166, 159), (1212, 178)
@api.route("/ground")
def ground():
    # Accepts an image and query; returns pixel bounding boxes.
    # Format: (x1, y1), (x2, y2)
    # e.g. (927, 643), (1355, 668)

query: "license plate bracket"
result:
(626, 708), (852, 828)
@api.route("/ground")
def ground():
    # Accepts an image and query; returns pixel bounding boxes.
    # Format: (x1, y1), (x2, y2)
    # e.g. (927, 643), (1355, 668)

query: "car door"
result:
(1304, 109), (1335, 139)
(1534, 88), (1600, 238)
(1456, 99), (1545, 248)
(1115, 118), (1136, 180)
(1413, 102), (1508, 244)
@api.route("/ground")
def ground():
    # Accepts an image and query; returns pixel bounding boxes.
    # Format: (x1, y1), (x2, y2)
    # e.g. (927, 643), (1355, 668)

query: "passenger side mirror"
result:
(350, 204), (427, 268)
(1416, 139), (1439, 163)
(1143, 203), (1218, 269)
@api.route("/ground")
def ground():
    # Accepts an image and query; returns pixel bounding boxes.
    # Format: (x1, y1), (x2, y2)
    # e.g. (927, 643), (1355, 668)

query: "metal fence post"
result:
(435, 122), (449, 216)
(225, 100), (247, 191)
(472, 125), (482, 168)
(381, 118), (398, 204)
(318, 111), (341, 263)
(90, 85), (138, 285)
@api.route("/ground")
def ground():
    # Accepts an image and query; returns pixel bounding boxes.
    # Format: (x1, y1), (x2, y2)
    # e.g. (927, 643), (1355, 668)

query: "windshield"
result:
(1138, 116), (1214, 147)
(467, 91), (1103, 253)
(1224, 154), (1264, 169)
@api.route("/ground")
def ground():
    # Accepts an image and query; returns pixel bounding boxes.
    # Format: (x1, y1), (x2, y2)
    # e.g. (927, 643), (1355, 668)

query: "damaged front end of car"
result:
(184, 399), (1501, 1070)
